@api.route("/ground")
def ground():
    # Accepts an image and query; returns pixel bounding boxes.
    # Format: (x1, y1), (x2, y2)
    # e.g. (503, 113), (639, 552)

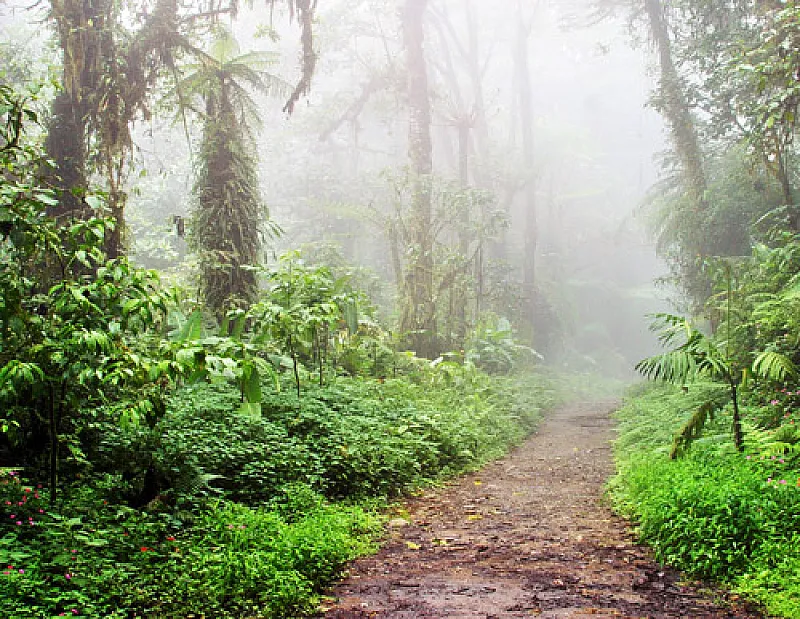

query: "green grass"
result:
(611, 383), (800, 618)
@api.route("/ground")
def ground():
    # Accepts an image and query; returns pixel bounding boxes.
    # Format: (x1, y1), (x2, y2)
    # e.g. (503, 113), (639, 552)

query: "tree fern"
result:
(175, 27), (288, 318)
(637, 312), (797, 453)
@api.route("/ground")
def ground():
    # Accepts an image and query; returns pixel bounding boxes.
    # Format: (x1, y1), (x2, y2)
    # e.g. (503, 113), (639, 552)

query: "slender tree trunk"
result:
(515, 7), (537, 343)
(48, 385), (58, 506)
(289, 335), (301, 398)
(401, 0), (437, 359)
(771, 146), (799, 230)
(455, 120), (470, 347)
(644, 0), (707, 201)
(730, 382), (744, 452)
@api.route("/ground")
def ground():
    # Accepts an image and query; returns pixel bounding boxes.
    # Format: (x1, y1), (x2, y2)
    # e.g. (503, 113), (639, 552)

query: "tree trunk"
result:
(515, 6), (537, 344)
(401, 0), (437, 359)
(730, 382), (744, 452)
(44, 93), (90, 224)
(455, 120), (470, 347)
(46, 0), (110, 224)
(644, 0), (707, 201)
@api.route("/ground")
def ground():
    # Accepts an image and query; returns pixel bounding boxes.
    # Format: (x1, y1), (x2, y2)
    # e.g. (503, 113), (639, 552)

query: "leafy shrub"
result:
(466, 315), (539, 374)
(617, 454), (766, 578)
(119, 370), (560, 504)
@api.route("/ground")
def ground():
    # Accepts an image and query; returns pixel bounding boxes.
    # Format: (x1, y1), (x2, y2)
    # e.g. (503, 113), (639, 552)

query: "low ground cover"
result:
(0, 370), (562, 618)
(611, 383), (800, 618)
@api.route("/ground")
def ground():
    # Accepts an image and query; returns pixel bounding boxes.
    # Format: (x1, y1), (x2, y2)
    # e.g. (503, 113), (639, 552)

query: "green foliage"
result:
(0, 86), (175, 498)
(0, 360), (565, 618)
(669, 400), (719, 459)
(0, 472), (381, 619)
(637, 306), (796, 453)
(465, 315), (540, 375)
(0, 78), (576, 619)
(251, 251), (363, 394)
(130, 370), (560, 503)
(612, 383), (800, 616)
(638, 0), (800, 306)
(166, 306), (279, 418)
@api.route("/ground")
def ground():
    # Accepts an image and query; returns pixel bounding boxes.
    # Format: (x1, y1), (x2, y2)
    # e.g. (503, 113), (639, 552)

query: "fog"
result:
(1, 0), (676, 377)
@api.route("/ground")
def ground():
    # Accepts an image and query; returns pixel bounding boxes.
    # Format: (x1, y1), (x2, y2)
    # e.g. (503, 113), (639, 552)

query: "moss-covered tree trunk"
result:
(644, 0), (707, 201)
(193, 87), (262, 319)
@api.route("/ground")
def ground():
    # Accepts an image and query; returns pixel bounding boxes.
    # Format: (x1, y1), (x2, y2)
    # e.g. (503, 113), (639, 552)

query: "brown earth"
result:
(318, 401), (764, 619)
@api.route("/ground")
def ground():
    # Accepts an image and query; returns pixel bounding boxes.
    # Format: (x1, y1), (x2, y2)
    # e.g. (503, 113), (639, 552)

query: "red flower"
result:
(140, 547), (150, 552)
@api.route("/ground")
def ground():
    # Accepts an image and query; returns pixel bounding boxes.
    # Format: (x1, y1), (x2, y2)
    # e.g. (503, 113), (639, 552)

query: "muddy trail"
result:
(319, 401), (763, 618)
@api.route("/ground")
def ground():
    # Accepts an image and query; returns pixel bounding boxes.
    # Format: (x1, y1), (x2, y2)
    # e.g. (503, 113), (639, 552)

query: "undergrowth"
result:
(611, 383), (800, 618)
(1, 369), (566, 618)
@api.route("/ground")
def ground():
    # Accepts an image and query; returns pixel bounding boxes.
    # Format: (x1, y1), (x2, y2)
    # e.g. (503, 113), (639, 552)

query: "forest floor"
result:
(318, 400), (764, 618)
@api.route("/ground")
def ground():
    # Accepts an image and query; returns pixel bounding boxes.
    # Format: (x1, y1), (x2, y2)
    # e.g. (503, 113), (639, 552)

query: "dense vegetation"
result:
(614, 231), (800, 616)
(0, 82), (570, 617)
(612, 384), (800, 618)
(603, 3), (800, 616)
(2, 0), (800, 616)
(0, 370), (561, 618)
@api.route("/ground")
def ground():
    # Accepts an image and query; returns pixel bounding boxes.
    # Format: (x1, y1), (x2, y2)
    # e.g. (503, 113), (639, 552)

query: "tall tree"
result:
(514, 0), (538, 343)
(43, 0), (317, 258)
(45, 0), (183, 257)
(399, 0), (437, 358)
(179, 29), (285, 318)
(643, 0), (707, 202)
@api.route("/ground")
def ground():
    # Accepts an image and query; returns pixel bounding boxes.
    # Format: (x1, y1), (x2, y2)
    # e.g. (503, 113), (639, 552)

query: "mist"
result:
(1, 0), (674, 377)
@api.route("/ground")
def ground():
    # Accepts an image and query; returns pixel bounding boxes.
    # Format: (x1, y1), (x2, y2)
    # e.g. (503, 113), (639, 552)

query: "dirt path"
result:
(319, 401), (763, 618)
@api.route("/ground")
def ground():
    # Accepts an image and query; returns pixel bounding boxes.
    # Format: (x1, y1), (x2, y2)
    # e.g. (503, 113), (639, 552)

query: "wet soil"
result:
(319, 401), (763, 618)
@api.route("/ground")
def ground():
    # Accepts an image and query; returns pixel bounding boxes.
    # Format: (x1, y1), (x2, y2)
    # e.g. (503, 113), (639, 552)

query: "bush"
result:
(108, 370), (560, 504)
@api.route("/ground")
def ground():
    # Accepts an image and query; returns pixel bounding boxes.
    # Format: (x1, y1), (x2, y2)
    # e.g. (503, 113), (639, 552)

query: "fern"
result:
(743, 422), (800, 460)
(638, 312), (798, 453)
(752, 351), (797, 382)
(670, 400), (721, 459)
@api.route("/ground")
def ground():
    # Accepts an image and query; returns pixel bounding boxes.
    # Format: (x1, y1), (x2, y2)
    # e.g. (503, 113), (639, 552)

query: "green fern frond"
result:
(635, 349), (697, 383)
(670, 400), (721, 459)
(752, 351), (797, 382)
(743, 422), (800, 459)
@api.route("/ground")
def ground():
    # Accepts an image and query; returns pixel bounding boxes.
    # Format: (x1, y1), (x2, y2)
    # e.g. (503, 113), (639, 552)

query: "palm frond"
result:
(635, 348), (698, 383)
(209, 26), (241, 62)
(638, 313), (730, 383)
